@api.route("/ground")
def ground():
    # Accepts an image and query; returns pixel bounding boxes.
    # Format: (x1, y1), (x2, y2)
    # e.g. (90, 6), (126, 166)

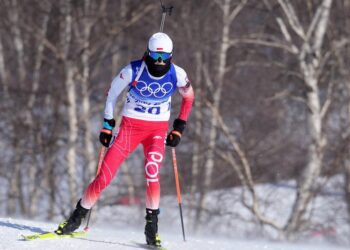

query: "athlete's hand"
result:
(166, 130), (182, 147)
(166, 118), (186, 147)
(99, 118), (115, 147)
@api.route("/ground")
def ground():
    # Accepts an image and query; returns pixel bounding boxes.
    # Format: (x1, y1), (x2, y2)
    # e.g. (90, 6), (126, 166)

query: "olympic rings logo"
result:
(135, 81), (173, 98)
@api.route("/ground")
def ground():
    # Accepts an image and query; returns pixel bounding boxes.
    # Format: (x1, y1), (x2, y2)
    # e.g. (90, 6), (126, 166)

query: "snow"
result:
(0, 217), (348, 250)
(1, 175), (349, 250)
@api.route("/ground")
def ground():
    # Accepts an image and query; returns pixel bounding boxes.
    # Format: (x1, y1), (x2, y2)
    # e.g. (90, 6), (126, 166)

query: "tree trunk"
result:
(191, 51), (203, 196)
(80, 0), (96, 182)
(27, 0), (51, 217)
(7, 0), (26, 215)
(0, 35), (7, 93)
(284, 0), (332, 237)
(196, 0), (233, 229)
(65, 61), (78, 204)
(9, 0), (25, 84)
(285, 66), (324, 236)
(60, 0), (78, 205)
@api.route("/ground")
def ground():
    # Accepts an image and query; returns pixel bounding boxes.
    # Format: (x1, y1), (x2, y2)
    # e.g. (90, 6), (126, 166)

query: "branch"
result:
(107, 4), (157, 35)
(228, 0), (248, 23)
(265, 89), (290, 102)
(230, 38), (298, 54)
(205, 100), (255, 191)
(206, 103), (282, 231)
(311, 0), (333, 56)
(263, 0), (299, 53)
(320, 79), (334, 120)
(277, 0), (306, 40)
(275, 17), (291, 43)
(275, 17), (299, 53)
(213, 0), (225, 12)
(20, 16), (63, 59)
(305, 1), (322, 42)
(202, 63), (215, 93)
(216, 149), (247, 187)
(241, 195), (283, 231)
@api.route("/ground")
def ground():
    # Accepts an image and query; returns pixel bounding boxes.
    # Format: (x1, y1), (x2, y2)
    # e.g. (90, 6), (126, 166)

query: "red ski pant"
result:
(81, 116), (168, 210)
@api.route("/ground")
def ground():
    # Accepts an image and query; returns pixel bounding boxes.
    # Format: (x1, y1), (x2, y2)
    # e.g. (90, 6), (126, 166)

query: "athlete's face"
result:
(145, 50), (172, 77)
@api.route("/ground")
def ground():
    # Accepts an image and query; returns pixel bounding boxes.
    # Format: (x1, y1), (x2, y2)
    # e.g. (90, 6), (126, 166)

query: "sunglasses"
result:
(148, 51), (172, 61)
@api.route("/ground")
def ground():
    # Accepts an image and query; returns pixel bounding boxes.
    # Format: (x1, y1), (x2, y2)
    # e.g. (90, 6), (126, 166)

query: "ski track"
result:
(0, 218), (349, 250)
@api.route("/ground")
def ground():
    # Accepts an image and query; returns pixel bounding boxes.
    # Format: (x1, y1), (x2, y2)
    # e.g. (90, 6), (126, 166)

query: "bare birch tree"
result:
(194, 0), (248, 229)
(275, 0), (333, 237)
(60, 0), (78, 204)
(26, 0), (52, 216)
(234, 0), (334, 237)
(74, 0), (107, 182)
(6, 0), (26, 215)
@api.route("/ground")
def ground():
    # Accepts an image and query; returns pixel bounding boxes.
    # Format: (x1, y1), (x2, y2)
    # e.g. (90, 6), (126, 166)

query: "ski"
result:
(21, 230), (87, 241)
(130, 241), (168, 250)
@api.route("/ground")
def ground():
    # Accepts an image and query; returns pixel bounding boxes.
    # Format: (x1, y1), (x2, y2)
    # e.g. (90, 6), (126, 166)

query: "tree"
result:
(232, 0), (336, 238)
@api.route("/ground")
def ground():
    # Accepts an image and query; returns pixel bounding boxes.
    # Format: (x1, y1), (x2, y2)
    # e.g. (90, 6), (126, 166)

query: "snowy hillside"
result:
(0, 217), (349, 250)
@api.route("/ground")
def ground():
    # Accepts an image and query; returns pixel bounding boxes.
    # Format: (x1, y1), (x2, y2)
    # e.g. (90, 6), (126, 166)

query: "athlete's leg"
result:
(81, 118), (142, 209)
(142, 129), (167, 210)
(142, 125), (167, 246)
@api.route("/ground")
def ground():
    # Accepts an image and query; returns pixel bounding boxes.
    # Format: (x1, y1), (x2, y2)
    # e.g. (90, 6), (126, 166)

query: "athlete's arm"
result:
(174, 65), (195, 121)
(166, 66), (194, 147)
(178, 83), (194, 121)
(104, 64), (132, 119)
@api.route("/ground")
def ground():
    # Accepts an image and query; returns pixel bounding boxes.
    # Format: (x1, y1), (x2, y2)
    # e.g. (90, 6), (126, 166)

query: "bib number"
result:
(135, 104), (161, 115)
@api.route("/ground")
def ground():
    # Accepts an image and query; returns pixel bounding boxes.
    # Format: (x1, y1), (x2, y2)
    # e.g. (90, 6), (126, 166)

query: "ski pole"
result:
(171, 147), (186, 242)
(159, 0), (173, 32)
(84, 146), (106, 231)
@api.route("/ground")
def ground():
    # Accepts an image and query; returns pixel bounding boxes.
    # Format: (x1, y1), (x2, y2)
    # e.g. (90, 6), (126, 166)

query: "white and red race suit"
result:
(81, 59), (194, 210)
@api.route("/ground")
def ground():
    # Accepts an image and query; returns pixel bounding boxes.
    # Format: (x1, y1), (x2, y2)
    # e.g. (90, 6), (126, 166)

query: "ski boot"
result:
(144, 208), (161, 247)
(55, 200), (89, 235)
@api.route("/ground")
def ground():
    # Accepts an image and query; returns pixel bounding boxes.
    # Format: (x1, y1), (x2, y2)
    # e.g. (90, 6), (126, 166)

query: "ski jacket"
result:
(104, 59), (194, 122)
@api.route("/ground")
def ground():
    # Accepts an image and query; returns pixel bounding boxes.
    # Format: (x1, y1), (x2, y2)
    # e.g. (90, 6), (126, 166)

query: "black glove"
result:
(166, 118), (186, 147)
(99, 118), (115, 147)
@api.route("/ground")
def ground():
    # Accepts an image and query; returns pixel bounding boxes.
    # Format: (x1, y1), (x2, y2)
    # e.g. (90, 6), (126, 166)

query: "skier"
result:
(55, 32), (194, 247)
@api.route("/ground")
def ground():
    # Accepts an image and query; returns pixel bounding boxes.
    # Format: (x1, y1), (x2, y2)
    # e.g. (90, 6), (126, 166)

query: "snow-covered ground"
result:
(1, 174), (349, 250)
(0, 217), (349, 250)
